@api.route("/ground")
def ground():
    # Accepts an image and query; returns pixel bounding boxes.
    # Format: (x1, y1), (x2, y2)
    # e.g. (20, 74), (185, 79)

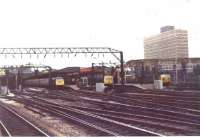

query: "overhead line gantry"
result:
(0, 47), (125, 85)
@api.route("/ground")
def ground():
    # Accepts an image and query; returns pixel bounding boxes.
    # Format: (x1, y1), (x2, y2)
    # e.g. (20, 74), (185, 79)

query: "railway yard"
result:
(0, 48), (200, 136)
(2, 0), (200, 134)
(1, 85), (200, 136)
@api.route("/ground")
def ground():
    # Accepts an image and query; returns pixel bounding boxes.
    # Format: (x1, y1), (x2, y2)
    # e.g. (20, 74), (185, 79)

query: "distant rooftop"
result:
(160, 26), (175, 33)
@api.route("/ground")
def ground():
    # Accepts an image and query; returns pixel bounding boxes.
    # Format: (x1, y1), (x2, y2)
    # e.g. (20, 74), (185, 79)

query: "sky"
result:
(0, 0), (200, 68)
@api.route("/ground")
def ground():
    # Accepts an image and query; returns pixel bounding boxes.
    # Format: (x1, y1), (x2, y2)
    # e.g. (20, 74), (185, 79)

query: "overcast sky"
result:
(0, 0), (200, 68)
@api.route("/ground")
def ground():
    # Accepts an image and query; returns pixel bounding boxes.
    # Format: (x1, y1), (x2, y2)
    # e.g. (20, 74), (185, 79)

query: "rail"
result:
(12, 95), (162, 136)
(0, 121), (11, 137)
(0, 103), (49, 136)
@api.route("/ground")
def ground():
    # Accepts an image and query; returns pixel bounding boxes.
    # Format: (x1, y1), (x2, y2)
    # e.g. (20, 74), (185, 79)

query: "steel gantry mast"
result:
(0, 65), (52, 90)
(0, 47), (125, 85)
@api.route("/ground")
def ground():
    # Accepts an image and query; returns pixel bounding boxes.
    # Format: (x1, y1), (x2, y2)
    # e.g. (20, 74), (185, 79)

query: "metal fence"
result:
(126, 64), (200, 88)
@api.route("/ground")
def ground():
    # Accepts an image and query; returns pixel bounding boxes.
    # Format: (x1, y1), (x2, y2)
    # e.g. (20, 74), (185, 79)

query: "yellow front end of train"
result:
(160, 74), (171, 86)
(54, 77), (65, 89)
(55, 78), (65, 86)
(104, 75), (113, 86)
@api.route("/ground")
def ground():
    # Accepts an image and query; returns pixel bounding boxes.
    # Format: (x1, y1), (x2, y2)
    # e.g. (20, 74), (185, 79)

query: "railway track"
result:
(13, 95), (161, 136)
(42, 89), (200, 123)
(74, 90), (199, 111)
(80, 97), (200, 124)
(24, 88), (200, 121)
(6, 94), (200, 136)
(114, 92), (200, 109)
(116, 85), (200, 97)
(44, 89), (200, 120)
(12, 95), (161, 136)
(0, 121), (11, 137)
(10, 87), (200, 135)
(74, 88), (200, 103)
(32, 96), (200, 135)
(24, 87), (200, 118)
(62, 86), (200, 101)
(59, 87), (200, 112)
(118, 92), (200, 102)
(0, 102), (49, 137)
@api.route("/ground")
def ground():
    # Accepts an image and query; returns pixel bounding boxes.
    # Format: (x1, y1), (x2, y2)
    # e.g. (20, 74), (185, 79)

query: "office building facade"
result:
(144, 26), (188, 59)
